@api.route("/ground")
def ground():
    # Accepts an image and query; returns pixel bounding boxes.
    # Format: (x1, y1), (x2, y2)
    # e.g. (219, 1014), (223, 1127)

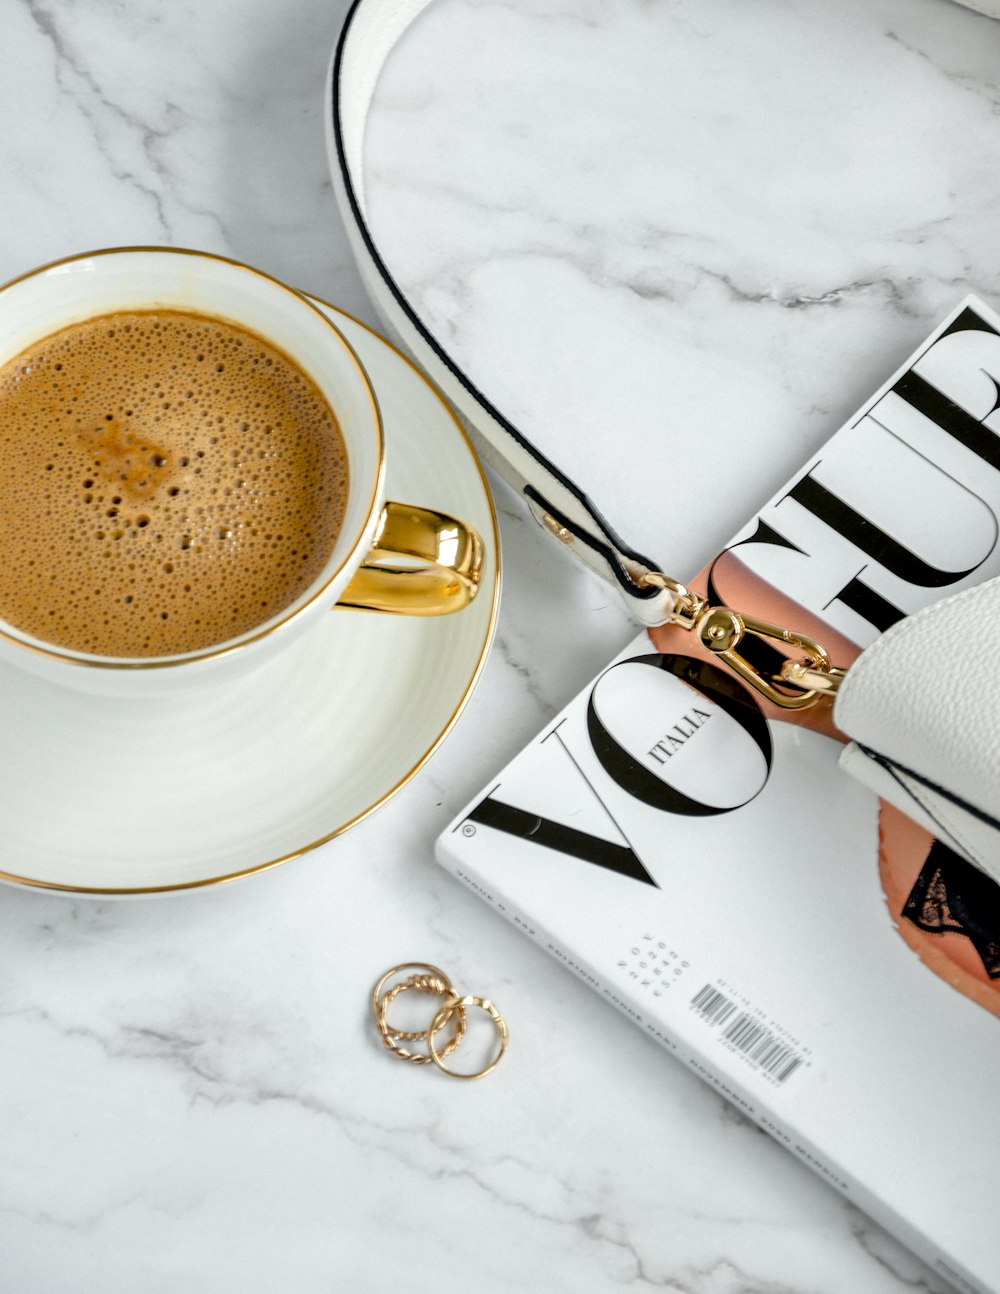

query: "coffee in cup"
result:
(0, 309), (349, 657)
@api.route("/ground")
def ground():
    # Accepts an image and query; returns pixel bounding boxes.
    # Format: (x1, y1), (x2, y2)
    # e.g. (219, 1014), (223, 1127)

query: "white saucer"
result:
(0, 300), (499, 894)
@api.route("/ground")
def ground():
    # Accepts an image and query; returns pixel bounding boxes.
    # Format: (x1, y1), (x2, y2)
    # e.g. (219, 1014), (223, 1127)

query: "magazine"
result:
(437, 297), (1000, 1294)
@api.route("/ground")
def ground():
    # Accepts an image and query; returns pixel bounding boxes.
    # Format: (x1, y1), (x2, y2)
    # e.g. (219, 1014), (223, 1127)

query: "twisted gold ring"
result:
(375, 972), (466, 1064)
(371, 961), (457, 1040)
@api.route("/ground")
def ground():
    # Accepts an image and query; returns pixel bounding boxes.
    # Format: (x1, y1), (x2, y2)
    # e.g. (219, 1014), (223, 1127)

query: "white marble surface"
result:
(0, 0), (996, 1290)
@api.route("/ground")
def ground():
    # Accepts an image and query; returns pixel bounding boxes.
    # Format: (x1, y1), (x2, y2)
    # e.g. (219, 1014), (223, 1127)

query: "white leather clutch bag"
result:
(834, 576), (1000, 886)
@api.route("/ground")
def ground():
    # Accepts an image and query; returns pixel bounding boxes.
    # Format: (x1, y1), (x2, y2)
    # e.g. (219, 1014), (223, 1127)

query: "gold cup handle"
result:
(338, 501), (484, 615)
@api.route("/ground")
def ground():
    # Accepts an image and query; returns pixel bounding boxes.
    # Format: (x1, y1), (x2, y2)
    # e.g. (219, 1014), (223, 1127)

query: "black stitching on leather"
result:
(523, 488), (658, 599)
(856, 744), (1000, 835)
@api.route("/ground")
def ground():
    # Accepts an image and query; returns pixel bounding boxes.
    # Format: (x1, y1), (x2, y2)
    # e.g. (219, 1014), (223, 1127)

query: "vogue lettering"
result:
(465, 727), (658, 887)
(588, 657), (771, 815)
(784, 472), (983, 589)
(728, 307), (1000, 641)
(463, 657), (773, 886)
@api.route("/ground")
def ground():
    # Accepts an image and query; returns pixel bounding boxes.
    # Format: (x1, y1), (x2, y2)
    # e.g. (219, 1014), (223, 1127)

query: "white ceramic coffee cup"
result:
(0, 247), (483, 696)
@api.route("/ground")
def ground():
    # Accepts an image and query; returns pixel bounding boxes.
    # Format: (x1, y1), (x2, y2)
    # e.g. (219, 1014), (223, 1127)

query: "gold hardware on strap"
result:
(638, 573), (709, 631)
(779, 660), (848, 694)
(540, 512), (575, 545)
(640, 573), (844, 709)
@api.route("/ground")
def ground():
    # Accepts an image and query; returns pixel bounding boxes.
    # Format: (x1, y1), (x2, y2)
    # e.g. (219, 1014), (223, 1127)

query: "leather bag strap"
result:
(325, 0), (677, 626)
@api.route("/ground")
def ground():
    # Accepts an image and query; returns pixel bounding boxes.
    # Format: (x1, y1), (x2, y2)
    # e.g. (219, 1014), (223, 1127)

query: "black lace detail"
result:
(903, 841), (1000, 979)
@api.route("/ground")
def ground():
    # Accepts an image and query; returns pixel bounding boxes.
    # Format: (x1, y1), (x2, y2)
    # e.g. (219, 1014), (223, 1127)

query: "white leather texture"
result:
(325, 0), (677, 627)
(834, 575), (1000, 883)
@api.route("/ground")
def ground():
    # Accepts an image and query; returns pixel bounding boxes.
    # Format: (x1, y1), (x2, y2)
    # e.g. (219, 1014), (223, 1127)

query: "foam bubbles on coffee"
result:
(0, 311), (348, 656)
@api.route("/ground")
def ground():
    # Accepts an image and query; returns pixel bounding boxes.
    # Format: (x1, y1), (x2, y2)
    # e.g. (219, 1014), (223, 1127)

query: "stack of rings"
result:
(371, 962), (509, 1080)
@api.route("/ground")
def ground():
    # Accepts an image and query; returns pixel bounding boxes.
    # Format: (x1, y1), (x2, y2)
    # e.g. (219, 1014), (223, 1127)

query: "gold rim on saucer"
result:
(0, 287), (500, 895)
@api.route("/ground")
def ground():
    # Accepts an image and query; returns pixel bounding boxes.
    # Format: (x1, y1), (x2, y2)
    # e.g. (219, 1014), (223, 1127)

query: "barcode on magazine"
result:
(691, 985), (805, 1084)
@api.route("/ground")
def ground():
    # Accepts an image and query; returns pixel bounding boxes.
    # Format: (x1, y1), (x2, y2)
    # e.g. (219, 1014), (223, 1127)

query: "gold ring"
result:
(377, 974), (466, 1064)
(426, 995), (508, 1080)
(371, 962), (456, 1040)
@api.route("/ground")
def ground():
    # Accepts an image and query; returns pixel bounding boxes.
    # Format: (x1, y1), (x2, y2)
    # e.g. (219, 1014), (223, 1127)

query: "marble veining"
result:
(0, 0), (987, 1289)
(365, 0), (1000, 577)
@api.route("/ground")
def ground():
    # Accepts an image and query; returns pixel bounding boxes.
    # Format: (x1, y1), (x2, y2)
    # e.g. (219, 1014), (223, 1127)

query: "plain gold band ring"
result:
(426, 995), (509, 1080)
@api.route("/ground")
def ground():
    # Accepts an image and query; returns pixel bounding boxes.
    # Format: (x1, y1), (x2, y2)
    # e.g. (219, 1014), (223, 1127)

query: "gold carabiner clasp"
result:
(639, 570), (846, 708)
(696, 607), (841, 710)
